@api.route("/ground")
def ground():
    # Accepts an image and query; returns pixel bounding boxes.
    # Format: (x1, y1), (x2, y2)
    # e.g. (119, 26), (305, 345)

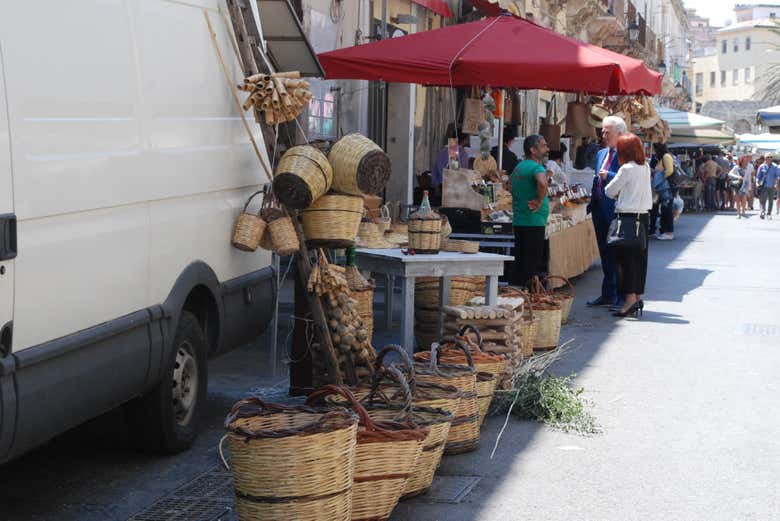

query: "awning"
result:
(656, 106), (725, 130)
(318, 15), (662, 94)
(756, 105), (780, 126)
(737, 133), (780, 152)
(666, 128), (734, 145)
(411, 0), (452, 18)
(256, 0), (324, 77)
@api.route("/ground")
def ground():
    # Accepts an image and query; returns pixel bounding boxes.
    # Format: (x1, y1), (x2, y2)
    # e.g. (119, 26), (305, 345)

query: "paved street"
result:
(2, 210), (780, 520)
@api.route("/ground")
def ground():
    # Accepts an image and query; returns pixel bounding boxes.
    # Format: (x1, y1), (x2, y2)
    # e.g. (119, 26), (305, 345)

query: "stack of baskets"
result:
(545, 275), (575, 324)
(327, 345), (462, 499)
(224, 398), (358, 521)
(529, 278), (563, 351)
(413, 339), (479, 454)
(307, 382), (429, 521)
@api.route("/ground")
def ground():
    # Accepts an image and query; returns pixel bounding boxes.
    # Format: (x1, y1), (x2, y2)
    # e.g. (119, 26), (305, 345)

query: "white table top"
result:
(355, 248), (512, 263)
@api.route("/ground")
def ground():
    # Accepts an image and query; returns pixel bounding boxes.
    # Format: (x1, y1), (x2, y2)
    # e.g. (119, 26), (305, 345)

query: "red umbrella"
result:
(319, 15), (662, 95)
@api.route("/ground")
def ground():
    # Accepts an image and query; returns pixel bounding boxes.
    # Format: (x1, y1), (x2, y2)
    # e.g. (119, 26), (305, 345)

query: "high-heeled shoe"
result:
(612, 300), (644, 318)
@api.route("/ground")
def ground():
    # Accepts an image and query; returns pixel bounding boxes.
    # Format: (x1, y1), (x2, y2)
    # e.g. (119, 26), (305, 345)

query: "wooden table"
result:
(355, 249), (512, 355)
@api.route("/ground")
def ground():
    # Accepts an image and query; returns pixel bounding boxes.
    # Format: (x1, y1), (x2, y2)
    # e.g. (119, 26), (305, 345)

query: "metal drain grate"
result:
(738, 323), (780, 337)
(127, 466), (235, 521)
(422, 475), (481, 504)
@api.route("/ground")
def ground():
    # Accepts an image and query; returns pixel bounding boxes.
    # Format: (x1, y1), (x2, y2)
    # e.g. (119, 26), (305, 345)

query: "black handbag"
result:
(607, 214), (645, 248)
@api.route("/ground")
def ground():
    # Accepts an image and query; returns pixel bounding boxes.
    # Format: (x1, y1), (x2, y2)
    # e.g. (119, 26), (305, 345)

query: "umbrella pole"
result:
(498, 89), (505, 170)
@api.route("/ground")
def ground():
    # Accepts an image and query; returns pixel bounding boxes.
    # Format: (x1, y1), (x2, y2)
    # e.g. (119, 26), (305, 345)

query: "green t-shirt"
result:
(512, 159), (549, 227)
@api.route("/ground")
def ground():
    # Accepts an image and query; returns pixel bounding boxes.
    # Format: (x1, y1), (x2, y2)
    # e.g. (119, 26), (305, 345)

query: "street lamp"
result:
(628, 21), (640, 42)
(657, 60), (667, 75)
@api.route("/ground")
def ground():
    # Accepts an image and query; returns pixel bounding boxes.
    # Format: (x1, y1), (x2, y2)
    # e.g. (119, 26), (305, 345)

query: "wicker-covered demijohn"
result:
(328, 133), (392, 196)
(300, 193), (363, 248)
(407, 192), (442, 254)
(273, 145), (333, 209)
(224, 398), (358, 521)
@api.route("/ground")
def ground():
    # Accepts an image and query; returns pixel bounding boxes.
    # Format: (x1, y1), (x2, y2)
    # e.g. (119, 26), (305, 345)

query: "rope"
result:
(447, 16), (502, 143)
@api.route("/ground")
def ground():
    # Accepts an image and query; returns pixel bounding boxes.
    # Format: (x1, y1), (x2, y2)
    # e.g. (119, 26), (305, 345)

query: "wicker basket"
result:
(267, 215), (300, 256)
(413, 338), (479, 454)
(273, 145), (333, 209)
(545, 275), (575, 324)
(300, 193), (363, 248)
(528, 278), (562, 349)
(231, 190), (266, 252)
(442, 239), (480, 254)
(225, 398), (358, 521)
(439, 215), (452, 241)
(427, 325), (509, 379)
(328, 133), (392, 196)
(307, 385), (428, 521)
(476, 372), (498, 428)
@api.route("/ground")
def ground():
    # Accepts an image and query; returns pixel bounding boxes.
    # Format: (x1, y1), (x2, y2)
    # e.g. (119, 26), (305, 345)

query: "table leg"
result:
(438, 276), (451, 337)
(385, 274), (395, 330)
(486, 275), (499, 306)
(400, 276), (416, 355)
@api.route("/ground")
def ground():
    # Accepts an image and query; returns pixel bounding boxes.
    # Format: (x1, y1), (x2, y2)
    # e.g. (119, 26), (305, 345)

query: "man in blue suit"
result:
(586, 116), (627, 308)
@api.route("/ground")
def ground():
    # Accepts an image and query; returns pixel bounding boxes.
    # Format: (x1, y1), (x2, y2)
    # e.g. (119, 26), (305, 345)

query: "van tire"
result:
(128, 311), (208, 453)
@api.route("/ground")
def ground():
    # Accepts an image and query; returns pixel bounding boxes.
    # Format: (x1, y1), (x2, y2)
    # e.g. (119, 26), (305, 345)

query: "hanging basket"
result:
(273, 145), (333, 209)
(231, 190), (266, 252)
(413, 338), (479, 454)
(224, 398), (358, 521)
(328, 133), (392, 196)
(300, 193), (363, 248)
(267, 214), (300, 256)
(307, 384), (428, 521)
(545, 275), (575, 324)
(476, 371), (498, 428)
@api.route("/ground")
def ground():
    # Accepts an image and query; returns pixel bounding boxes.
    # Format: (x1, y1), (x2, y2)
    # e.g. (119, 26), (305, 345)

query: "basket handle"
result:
(543, 275), (575, 297)
(306, 385), (378, 431)
(374, 344), (416, 394)
(457, 324), (483, 351)
(367, 365), (414, 421)
(242, 190), (264, 214)
(224, 396), (282, 426)
(431, 336), (475, 375)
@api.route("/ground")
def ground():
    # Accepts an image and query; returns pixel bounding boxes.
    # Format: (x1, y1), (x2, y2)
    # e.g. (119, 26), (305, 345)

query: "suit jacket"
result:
(587, 147), (619, 225)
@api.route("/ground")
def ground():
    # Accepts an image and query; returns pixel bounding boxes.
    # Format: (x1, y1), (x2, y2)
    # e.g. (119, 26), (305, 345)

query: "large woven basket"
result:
(529, 278), (562, 349)
(354, 359), (455, 499)
(408, 216), (442, 253)
(423, 325), (509, 379)
(545, 275), (575, 325)
(307, 385), (428, 521)
(328, 133), (392, 196)
(224, 398), (358, 521)
(300, 193), (363, 248)
(415, 278), (478, 309)
(231, 190), (265, 252)
(273, 145), (333, 209)
(476, 372), (498, 428)
(413, 338), (479, 454)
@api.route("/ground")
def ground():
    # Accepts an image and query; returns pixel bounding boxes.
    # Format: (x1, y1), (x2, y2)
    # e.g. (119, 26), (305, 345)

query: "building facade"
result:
(691, 10), (780, 132)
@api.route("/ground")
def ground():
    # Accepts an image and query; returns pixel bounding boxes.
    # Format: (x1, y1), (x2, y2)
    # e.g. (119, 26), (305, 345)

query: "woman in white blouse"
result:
(604, 133), (653, 318)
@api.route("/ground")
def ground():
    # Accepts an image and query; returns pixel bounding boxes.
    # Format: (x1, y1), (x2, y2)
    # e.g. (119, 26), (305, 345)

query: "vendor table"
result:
(547, 219), (599, 285)
(355, 248), (512, 355)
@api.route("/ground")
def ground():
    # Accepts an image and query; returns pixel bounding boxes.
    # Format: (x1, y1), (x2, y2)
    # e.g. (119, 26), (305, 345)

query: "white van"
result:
(0, 0), (274, 464)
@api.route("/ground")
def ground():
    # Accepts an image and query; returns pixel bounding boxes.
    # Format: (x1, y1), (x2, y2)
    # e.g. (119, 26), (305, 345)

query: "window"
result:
(710, 71), (716, 87)
(307, 87), (338, 140)
(733, 69), (739, 85)
(721, 70), (727, 86)
(695, 72), (704, 95)
(722, 40), (727, 53)
(695, 102), (703, 113)
(734, 39), (739, 52)
(746, 36), (751, 50)
(745, 67), (752, 83)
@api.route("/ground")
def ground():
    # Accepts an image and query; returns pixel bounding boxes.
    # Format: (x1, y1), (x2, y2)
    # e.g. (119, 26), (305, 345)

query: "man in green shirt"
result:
(512, 134), (549, 287)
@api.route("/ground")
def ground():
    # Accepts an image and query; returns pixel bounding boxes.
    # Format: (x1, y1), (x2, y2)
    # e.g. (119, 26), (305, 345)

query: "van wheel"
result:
(128, 311), (208, 453)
